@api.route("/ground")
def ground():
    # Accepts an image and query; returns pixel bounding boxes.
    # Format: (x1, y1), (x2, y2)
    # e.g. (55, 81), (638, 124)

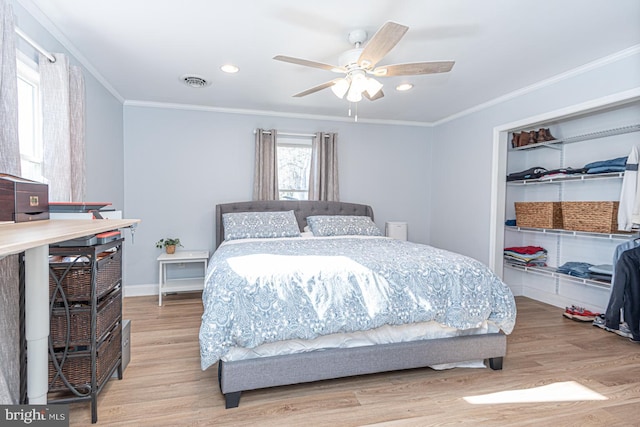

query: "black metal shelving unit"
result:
(47, 238), (124, 424)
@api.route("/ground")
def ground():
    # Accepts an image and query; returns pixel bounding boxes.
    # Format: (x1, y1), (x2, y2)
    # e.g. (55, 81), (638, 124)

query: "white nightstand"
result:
(157, 250), (209, 306)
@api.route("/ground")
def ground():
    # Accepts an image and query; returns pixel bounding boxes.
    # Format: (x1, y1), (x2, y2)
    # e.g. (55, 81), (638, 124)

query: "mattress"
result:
(200, 235), (516, 370)
(224, 318), (499, 367)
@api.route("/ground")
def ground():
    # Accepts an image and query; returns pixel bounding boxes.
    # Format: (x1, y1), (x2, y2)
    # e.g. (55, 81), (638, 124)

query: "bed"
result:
(200, 200), (516, 408)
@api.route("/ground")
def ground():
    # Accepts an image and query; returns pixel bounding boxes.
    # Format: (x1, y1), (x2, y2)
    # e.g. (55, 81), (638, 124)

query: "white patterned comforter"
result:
(199, 236), (516, 370)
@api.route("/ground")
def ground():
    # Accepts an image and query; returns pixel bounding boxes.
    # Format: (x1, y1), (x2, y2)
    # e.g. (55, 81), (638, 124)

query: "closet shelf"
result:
(511, 123), (640, 151)
(505, 225), (637, 241)
(507, 171), (624, 186)
(504, 263), (611, 290)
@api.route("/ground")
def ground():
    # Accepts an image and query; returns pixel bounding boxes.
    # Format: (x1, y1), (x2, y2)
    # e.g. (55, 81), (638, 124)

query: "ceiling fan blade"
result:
(358, 21), (409, 69)
(372, 61), (455, 77)
(363, 90), (385, 101)
(293, 79), (343, 97)
(274, 55), (344, 72)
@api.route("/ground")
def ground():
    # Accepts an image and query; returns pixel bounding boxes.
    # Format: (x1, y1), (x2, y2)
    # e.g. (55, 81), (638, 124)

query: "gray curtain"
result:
(253, 129), (279, 200)
(40, 53), (86, 201)
(0, 0), (21, 405)
(309, 132), (339, 201)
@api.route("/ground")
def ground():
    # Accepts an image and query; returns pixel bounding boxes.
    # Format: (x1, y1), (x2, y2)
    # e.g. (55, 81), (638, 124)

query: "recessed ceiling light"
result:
(221, 64), (239, 73)
(180, 74), (211, 88)
(396, 83), (413, 92)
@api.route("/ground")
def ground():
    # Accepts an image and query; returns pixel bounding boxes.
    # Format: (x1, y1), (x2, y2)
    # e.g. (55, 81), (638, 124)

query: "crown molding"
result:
(123, 100), (434, 128)
(433, 44), (640, 126)
(15, 0), (125, 103)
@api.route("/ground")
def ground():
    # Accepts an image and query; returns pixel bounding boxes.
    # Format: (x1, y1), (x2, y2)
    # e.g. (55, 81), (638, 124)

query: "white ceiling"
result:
(18, 0), (640, 124)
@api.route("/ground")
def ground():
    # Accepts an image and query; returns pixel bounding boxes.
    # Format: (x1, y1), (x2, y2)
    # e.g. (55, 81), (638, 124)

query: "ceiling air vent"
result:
(181, 74), (211, 88)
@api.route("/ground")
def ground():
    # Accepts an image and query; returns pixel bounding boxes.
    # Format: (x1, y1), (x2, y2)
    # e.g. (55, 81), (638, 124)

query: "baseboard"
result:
(123, 283), (157, 297)
(522, 287), (605, 313)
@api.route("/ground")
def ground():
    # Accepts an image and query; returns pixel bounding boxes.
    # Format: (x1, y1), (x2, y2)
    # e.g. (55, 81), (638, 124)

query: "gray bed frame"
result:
(214, 200), (506, 409)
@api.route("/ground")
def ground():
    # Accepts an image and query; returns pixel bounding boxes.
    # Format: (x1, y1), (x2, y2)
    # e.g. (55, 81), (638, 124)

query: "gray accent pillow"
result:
(306, 215), (382, 237)
(223, 210), (301, 240)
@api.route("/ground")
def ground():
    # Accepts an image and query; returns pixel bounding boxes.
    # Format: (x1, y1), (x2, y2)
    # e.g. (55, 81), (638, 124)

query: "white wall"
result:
(430, 49), (640, 266)
(122, 105), (432, 289)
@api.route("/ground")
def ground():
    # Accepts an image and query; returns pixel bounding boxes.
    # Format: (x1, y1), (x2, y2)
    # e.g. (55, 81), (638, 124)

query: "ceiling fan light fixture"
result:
(331, 78), (350, 99)
(365, 78), (383, 97)
(346, 84), (362, 103)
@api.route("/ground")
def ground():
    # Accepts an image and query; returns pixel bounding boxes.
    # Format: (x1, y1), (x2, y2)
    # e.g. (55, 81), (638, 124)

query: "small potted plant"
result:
(155, 238), (182, 254)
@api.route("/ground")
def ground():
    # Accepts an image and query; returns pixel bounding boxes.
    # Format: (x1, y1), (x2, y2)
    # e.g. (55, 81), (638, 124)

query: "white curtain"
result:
(69, 65), (86, 200)
(253, 129), (279, 200)
(0, 0), (19, 175)
(40, 53), (86, 201)
(0, 0), (21, 405)
(309, 132), (339, 201)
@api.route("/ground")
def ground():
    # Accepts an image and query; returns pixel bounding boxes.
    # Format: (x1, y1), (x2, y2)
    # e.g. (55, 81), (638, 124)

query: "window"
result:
(16, 56), (43, 182)
(277, 136), (312, 200)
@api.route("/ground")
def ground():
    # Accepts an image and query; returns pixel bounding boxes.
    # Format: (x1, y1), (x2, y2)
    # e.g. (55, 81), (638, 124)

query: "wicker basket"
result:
(50, 288), (121, 348)
(561, 201), (619, 233)
(48, 325), (121, 392)
(49, 249), (122, 302)
(515, 202), (563, 229)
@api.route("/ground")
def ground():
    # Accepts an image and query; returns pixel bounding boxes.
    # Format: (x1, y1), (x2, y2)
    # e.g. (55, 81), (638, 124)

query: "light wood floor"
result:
(67, 295), (640, 426)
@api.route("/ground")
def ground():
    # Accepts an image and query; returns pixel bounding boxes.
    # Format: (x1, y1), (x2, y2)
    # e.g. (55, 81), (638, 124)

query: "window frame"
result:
(16, 52), (43, 181)
(276, 136), (313, 201)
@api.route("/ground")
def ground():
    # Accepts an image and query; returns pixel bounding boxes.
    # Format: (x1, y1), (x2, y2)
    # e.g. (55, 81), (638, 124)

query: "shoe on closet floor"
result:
(564, 305), (598, 321)
(571, 307), (599, 322)
(614, 322), (633, 339)
(562, 306), (576, 320)
(592, 314), (607, 329)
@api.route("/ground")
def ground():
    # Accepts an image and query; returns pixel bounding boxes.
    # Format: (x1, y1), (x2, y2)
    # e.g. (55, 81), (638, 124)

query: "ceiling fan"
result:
(274, 21), (455, 103)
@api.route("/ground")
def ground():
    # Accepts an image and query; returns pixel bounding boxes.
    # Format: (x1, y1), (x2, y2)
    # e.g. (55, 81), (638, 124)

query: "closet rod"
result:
(254, 130), (329, 138)
(15, 26), (56, 63)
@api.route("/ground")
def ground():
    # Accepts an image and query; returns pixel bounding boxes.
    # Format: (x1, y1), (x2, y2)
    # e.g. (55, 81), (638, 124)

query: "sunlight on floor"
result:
(464, 381), (607, 404)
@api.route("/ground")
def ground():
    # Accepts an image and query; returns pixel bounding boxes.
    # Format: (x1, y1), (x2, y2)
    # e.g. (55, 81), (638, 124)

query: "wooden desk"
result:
(0, 219), (140, 404)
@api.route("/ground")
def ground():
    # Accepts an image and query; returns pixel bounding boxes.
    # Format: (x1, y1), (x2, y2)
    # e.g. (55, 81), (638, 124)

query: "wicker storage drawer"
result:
(50, 288), (121, 348)
(48, 325), (121, 392)
(49, 249), (122, 301)
(561, 201), (619, 233)
(515, 202), (563, 229)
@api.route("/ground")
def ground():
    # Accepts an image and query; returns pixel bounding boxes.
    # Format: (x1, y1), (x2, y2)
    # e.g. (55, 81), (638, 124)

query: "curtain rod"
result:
(15, 26), (56, 63)
(254, 130), (329, 138)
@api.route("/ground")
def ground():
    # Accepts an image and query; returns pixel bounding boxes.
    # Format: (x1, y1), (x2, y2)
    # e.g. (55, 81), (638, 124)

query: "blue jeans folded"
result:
(557, 261), (594, 278)
(584, 156), (627, 169)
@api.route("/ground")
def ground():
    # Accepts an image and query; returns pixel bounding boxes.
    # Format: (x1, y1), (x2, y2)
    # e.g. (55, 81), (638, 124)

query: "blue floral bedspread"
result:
(199, 237), (516, 370)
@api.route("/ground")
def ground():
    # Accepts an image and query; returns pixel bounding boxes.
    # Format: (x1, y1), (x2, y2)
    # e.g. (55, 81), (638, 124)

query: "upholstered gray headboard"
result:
(215, 200), (374, 248)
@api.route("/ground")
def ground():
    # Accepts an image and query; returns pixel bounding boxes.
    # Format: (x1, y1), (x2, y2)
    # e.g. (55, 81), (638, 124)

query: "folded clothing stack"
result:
(537, 167), (588, 180)
(504, 246), (547, 266)
(556, 261), (593, 278)
(588, 264), (613, 283)
(584, 156), (628, 174)
(506, 167), (548, 182)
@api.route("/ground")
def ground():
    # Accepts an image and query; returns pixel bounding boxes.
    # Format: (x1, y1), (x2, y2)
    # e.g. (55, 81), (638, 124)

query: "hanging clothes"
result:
(611, 238), (640, 284)
(604, 244), (640, 341)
